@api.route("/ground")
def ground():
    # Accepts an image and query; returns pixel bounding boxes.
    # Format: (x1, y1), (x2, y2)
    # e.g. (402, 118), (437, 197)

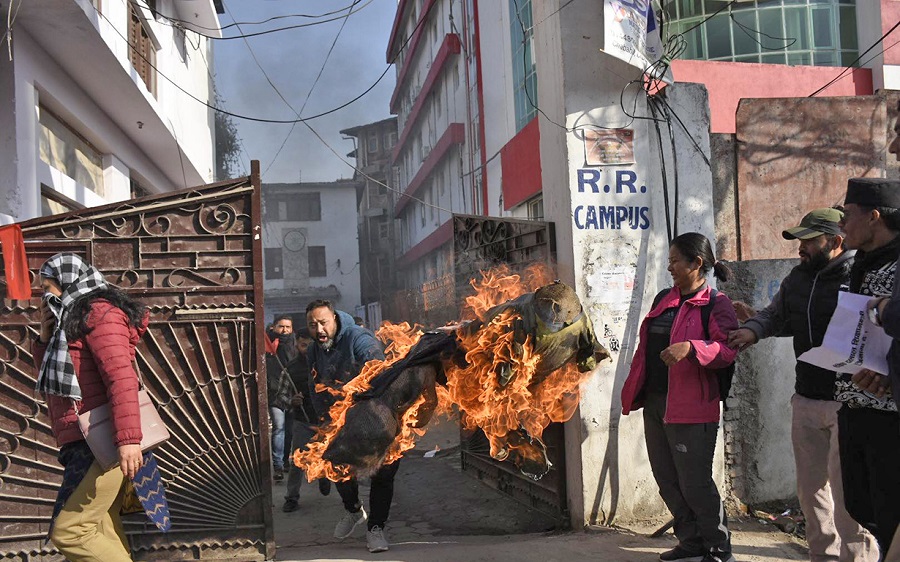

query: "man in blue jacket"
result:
(305, 299), (395, 554)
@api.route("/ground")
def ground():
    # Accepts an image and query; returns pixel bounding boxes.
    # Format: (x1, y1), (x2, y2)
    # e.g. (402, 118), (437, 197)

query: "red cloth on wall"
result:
(0, 224), (30, 300)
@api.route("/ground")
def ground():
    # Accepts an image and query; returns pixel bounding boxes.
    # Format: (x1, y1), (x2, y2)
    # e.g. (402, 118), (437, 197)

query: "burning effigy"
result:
(294, 266), (610, 482)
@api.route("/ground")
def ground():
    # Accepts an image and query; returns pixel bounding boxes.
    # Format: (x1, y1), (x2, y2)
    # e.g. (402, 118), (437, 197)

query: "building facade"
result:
(387, 0), (899, 530)
(261, 181), (362, 325)
(340, 117), (399, 323)
(0, 0), (221, 224)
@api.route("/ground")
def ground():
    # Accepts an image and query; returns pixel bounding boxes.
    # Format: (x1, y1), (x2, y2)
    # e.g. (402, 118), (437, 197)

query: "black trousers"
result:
(336, 460), (400, 530)
(838, 404), (900, 554)
(643, 392), (730, 553)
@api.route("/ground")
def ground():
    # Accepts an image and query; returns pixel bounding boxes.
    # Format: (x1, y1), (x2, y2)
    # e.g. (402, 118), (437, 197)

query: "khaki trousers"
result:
(50, 461), (132, 562)
(791, 394), (878, 562)
(885, 526), (900, 561)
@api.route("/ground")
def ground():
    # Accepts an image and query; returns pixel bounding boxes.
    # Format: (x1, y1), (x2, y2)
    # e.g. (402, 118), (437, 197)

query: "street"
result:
(272, 419), (808, 562)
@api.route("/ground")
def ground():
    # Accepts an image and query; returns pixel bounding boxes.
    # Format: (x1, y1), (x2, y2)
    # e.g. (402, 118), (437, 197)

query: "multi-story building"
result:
(0, 0), (221, 224)
(261, 181), (362, 325)
(340, 117), (399, 324)
(386, 0), (480, 292)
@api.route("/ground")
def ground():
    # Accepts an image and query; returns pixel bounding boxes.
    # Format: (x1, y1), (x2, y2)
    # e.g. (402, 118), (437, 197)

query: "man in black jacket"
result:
(729, 208), (878, 561)
(833, 178), (900, 556)
(266, 314), (299, 482)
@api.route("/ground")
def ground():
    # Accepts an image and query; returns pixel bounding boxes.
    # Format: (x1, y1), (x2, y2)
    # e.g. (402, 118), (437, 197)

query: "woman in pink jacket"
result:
(621, 233), (739, 562)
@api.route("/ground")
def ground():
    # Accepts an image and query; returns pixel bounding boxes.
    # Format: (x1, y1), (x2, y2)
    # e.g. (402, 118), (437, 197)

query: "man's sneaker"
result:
(334, 506), (367, 539)
(659, 545), (705, 562)
(281, 498), (299, 513)
(273, 467), (284, 482)
(318, 478), (332, 496)
(702, 551), (736, 562)
(367, 525), (389, 553)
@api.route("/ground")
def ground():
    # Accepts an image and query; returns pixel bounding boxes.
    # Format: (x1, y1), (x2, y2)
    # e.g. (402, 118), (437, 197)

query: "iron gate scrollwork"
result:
(452, 213), (567, 521)
(0, 162), (274, 561)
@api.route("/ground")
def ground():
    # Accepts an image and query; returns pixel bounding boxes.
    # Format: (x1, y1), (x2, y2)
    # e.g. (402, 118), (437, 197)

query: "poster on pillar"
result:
(603, 0), (672, 83)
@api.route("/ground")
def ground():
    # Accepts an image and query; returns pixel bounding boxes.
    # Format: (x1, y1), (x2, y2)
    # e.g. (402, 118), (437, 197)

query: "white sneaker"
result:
(367, 525), (389, 553)
(333, 506), (366, 539)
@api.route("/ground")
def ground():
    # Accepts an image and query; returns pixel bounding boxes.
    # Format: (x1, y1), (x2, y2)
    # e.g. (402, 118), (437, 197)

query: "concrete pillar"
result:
(102, 153), (131, 202)
(16, 77), (40, 221)
(534, 0), (719, 528)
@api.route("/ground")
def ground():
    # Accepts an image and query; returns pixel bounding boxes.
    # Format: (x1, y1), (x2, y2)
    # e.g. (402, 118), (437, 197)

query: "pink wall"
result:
(883, 0), (900, 66)
(671, 60), (874, 134)
(500, 117), (542, 210)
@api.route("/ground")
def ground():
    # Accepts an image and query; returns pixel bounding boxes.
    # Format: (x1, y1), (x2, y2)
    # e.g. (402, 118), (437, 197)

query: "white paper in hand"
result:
(798, 292), (892, 375)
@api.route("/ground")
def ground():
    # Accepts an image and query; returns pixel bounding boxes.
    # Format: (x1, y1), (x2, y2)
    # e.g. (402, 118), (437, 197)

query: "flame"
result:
(294, 262), (596, 481)
(294, 321), (435, 482)
(442, 263), (591, 461)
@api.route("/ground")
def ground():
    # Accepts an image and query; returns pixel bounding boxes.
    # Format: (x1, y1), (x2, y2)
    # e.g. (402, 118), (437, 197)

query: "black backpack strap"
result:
(700, 288), (719, 339)
(651, 288), (671, 311)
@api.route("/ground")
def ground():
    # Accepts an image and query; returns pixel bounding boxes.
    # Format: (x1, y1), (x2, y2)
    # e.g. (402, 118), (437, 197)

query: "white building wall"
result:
(90, 0), (215, 181)
(262, 184), (362, 314)
(856, 0), (900, 92)
(0, 1), (217, 224)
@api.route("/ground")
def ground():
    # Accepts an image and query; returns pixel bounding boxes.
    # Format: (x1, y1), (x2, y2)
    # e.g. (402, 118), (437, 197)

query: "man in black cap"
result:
(833, 177), (900, 556)
(729, 208), (878, 561)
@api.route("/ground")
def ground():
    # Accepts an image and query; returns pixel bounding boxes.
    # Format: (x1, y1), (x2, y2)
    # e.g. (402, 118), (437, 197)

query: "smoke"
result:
(213, 0), (397, 182)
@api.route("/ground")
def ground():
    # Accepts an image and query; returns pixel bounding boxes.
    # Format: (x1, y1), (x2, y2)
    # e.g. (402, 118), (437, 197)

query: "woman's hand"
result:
(118, 444), (144, 479)
(660, 342), (693, 367)
(39, 299), (56, 343)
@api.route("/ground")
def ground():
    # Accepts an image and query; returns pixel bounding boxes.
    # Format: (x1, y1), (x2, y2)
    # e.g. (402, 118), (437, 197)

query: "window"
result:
(527, 196), (544, 221)
(368, 132), (379, 153)
(265, 248), (283, 279)
(662, 0), (857, 67)
(130, 178), (151, 199)
(39, 106), (105, 196)
(129, 2), (157, 95)
(378, 222), (390, 239)
(265, 192), (322, 221)
(509, 0), (537, 132)
(308, 246), (327, 277)
(40, 185), (83, 217)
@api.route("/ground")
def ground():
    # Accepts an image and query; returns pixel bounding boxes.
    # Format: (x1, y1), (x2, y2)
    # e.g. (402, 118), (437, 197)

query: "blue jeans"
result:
(270, 406), (287, 470)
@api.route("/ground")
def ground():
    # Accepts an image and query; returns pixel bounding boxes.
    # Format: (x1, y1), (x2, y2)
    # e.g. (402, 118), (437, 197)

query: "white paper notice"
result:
(798, 292), (892, 375)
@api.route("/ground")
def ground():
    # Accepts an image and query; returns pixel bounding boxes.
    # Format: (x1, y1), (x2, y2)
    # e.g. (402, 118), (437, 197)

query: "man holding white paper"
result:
(729, 208), (877, 561)
(832, 178), (900, 556)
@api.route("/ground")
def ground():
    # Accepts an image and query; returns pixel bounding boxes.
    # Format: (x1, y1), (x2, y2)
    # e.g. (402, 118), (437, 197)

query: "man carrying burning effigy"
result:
(295, 267), (610, 552)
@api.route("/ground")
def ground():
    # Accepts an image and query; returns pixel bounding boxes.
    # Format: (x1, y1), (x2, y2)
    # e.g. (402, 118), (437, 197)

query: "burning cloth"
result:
(294, 272), (610, 482)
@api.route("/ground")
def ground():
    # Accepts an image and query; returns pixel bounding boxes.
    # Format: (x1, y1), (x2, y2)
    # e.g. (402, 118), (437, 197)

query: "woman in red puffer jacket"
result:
(34, 253), (167, 562)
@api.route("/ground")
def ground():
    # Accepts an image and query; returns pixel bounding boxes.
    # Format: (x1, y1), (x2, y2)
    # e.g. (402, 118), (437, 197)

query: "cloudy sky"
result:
(214, 0), (398, 183)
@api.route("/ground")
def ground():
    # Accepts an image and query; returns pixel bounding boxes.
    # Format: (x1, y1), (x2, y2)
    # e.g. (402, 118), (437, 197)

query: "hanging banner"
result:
(603, 0), (673, 82)
(0, 224), (30, 300)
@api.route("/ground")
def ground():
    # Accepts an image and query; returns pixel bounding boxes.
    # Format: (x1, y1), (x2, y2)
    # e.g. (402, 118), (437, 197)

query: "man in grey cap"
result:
(729, 208), (877, 561)
(833, 177), (900, 556)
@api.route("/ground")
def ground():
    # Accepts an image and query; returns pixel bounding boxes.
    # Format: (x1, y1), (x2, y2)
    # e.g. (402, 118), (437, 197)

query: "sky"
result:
(213, 0), (398, 183)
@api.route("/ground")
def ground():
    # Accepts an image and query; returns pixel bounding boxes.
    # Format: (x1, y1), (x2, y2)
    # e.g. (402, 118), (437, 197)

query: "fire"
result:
(294, 262), (598, 481)
(294, 321), (437, 482)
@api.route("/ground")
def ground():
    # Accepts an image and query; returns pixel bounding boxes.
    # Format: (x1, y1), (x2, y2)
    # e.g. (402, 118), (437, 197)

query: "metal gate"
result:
(0, 162), (274, 560)
(451, 214), (567, 521)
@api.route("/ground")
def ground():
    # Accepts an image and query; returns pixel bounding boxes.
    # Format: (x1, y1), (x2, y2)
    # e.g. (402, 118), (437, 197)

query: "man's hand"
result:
(39, 299), (56, 343)
(732, 301), (756, 323)
(660, 342), (693, 367)
(728, 328), (758, 351)
(851, 368), (890, 398)
(118, 443), (143, 480)
(290, 393), (304, 408)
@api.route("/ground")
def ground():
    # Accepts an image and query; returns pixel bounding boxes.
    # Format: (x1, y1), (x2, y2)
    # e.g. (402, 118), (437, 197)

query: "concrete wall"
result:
(735, 94), (892, 261)
(720, 259), (798, 505)
(711, 134), (738, 261)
